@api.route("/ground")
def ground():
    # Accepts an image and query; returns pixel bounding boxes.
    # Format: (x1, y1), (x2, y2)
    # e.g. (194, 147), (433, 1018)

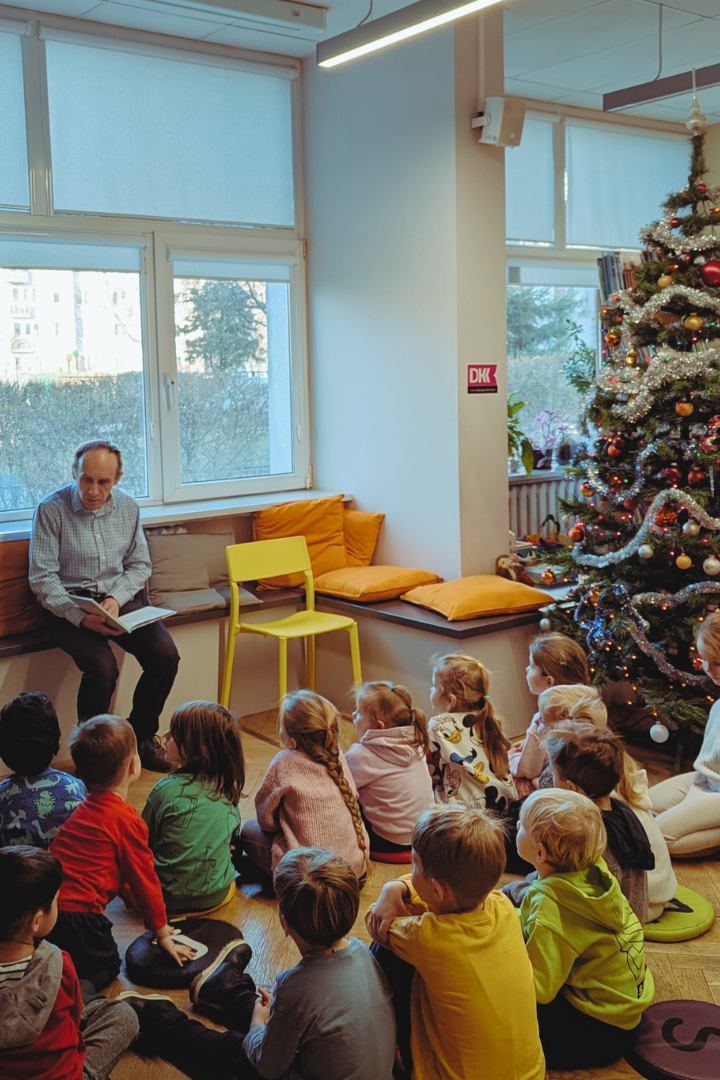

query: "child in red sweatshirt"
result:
(48, 714), (194, 993)
(0, 845), (138, 1080)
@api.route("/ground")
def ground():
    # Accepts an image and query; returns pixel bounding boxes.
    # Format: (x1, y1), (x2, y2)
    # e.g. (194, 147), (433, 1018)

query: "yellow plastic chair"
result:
(220, 536), (362, 706)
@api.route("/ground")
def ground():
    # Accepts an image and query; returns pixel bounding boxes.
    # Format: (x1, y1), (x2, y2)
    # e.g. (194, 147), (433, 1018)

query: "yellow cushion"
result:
(315, 566), (441, 603)
(401, 575), (553, 621)
(253, 495), (348, 589)
(343, 509), (384, 567)
(0, 540), (44, 636)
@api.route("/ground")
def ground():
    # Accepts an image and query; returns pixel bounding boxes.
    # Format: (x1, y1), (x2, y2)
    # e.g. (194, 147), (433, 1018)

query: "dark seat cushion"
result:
(625, 999), (720, 1079)
(124, 918), (243, 989)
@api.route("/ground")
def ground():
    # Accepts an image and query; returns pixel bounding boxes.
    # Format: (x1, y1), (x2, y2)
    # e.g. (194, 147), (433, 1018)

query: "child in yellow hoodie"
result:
(517, 788), (655, 1071)
(366, 805), (545, 1080)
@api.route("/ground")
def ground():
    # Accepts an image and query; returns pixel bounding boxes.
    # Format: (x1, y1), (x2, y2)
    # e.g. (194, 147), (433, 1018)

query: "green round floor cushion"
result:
(643, 885), (715, 942)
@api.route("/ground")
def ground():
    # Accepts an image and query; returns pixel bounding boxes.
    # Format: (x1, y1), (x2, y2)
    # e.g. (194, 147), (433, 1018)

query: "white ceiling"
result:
(4, 0), (720, 122)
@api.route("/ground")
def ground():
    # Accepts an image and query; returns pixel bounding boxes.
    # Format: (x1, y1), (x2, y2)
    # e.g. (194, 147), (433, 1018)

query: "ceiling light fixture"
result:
(155, 0), (326, 33)
(604, 60), (720, 113)
(316, 0), (501, 69)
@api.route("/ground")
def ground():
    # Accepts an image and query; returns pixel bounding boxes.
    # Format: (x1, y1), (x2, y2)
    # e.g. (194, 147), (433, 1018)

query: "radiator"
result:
(509, 474), (580, 540)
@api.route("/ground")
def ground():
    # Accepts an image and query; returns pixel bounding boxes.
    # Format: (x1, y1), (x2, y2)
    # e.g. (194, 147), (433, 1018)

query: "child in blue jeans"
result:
(121, 848), (396, 1080)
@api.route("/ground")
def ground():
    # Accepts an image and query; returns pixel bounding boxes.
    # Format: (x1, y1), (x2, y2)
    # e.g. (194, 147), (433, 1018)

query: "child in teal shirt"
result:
(142, 701), (245, 915)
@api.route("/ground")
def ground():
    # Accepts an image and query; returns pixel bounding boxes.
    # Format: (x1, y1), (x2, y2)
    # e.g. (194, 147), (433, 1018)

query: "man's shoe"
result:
(190, 940), (253, 1018)
(138, 736), (172, 772)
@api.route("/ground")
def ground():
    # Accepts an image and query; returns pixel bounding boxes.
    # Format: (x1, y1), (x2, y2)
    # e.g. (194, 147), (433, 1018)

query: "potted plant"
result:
(508, 393), (534, 476)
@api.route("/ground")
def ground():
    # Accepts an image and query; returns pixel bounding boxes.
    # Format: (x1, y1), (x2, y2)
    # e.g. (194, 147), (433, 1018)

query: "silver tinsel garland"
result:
(611, 582), (714, 684)
(585, 443), (658, 499)
(574, 487), (720, 567)
(597, 347), (720, 422)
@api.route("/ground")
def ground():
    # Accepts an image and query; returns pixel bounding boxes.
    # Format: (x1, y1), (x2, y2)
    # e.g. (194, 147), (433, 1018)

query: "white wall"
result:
(303, 20), (509, 581)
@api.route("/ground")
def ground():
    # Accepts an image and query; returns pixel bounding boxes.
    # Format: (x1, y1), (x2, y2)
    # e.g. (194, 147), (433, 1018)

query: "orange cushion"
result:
(0, 540), (44, 636)
(315, 566), (441, 603)
(253, 495), (348, 589)
(343, 509), (384, 567)
(401, 575), (553, 621)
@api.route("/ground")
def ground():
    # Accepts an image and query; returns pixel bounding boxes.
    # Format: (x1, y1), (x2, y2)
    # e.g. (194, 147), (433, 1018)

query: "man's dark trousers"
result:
(44, 591), (179, 741)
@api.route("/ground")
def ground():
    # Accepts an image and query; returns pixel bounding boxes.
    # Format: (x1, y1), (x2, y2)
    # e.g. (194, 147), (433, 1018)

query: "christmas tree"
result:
(544, 116), (720, 735)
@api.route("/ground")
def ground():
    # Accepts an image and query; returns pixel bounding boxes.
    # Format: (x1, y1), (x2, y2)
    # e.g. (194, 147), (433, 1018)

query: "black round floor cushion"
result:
(625, 999), (720, 1080)
(125, 918), (243, 989)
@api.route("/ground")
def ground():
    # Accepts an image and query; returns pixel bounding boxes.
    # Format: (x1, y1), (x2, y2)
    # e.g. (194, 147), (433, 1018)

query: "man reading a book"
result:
(29, 440), (179, 772)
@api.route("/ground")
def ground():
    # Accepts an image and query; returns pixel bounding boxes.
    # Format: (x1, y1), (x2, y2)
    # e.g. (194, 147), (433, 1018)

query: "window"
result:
(0, 27), (29, 211)
(0, 18), (305, 519)
(506, 114), (690, 473)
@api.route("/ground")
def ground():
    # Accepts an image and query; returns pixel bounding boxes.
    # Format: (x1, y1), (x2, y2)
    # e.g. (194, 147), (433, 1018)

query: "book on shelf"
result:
(597, 250), (653, 305)
(69, 595), (175, 634)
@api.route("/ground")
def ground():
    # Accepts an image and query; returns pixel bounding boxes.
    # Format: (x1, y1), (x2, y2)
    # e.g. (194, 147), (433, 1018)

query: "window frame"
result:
(0, 12), (309, 523)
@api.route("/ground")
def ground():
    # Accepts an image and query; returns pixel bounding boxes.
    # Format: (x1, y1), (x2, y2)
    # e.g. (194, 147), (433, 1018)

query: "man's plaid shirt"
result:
(29, 485), (152, 626)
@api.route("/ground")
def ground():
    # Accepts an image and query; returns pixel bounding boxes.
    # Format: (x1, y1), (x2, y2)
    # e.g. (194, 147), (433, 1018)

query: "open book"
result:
(69, 595), (175, 634)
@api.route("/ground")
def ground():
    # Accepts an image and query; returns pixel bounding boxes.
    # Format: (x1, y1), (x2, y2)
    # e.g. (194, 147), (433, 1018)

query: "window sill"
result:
(508, 470), (570, 485)
(0, 489), (354, 543)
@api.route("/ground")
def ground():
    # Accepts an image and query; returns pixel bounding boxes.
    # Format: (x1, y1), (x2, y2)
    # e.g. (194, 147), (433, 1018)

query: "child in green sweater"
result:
(517, 788), (655, 1071)
(142, 701), (245, 916)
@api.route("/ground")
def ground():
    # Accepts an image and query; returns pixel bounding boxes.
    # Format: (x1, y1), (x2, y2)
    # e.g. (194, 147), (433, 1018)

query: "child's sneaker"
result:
(190, 940), (253, 1019)
(117, 991), (176, 1017)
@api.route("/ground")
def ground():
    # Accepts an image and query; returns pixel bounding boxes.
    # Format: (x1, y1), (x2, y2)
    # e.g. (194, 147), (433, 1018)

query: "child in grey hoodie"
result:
(0, 846), (137, 1080)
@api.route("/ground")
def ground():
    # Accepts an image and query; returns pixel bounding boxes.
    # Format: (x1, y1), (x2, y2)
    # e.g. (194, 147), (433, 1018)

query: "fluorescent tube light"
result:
(317, 0), (500, 69)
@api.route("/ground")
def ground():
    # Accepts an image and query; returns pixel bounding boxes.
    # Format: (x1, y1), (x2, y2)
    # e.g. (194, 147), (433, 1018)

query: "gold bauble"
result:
(684, 313), (704, 330)
(657, 274), (673, 288)
(605, 330), (621, 347)
(675, 400), (694, 417)
(676, 554), (692, 570)
(625, 346), (638, 367)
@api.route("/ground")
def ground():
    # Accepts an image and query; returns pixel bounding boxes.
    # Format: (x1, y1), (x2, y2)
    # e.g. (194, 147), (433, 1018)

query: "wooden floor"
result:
(103, 712), (720, 1080)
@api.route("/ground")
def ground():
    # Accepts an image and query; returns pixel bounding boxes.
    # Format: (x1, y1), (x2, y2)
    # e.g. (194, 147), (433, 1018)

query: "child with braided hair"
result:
(240, 691), (369, 882)
(346, 682), (434, 859)
(427, 654), (517, 813)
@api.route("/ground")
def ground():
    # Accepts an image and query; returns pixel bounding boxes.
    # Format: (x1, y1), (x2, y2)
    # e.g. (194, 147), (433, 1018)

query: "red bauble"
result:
(661, 465), (682, 485)
(568, 525), (584, 544)
(607, 444), (622, 458)
(698, 182), (708, 195)
(701, 260), (720, 288)
(669, 216), (680, 228)
(623, 497), (639, 510)
(688, 468), (706, 486)
(580, 482), (595, 498)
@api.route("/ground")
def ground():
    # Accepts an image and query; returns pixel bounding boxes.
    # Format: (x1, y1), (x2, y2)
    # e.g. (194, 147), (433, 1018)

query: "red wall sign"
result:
(467, 364), (498, 394)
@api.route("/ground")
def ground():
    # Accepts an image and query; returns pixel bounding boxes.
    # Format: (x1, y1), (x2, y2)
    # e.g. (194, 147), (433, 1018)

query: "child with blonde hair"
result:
(240, 691), (369, 881)
(516, 788), (654, 1071)
(650, 612), (720, 856)
(142, 701), (245, 916)
(427, 653), (516, 812)
(345, 682), (433, 859)
(367, 805), (545, 1080)
(510, 683), (606, 796)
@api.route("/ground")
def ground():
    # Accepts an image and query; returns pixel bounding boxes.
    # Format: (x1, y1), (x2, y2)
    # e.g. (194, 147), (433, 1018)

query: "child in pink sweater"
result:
(345, 682), (434, 859)
(240, 691), (369, 882)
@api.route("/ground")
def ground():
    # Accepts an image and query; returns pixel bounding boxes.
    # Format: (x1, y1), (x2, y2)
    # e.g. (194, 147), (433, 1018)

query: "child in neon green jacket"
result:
(516, 788), (654, 1072)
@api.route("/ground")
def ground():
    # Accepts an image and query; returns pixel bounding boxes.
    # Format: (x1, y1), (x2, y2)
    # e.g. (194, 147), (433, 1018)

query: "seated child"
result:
(240, 690), (369, 881)
(367, 805), (545, 1080)
(0, 845), (138, 1079)
(517, 788), (654, 1071)
(47, 715), (194, 992)
(143, 701), (245, 916)
(0, 692), (87, 848)
(510, 632), (592, 796)
(650, 611), (720, 856)
(120, 848), (397, 1080)
(509, 683), (606, 797)
(345, 682), (433, 857)
(616, 754), (677, 922)
(546, 724), (655, 924)
(427, 653), (516, 813)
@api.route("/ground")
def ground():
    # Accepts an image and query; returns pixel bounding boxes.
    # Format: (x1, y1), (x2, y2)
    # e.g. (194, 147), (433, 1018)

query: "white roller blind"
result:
(0, 28), (30, 210)
(0, 237), (143, 271)
(506, 117), (555, 244)
(566, 124), (689, 249)
(169, 253), (293, 281)
(45, 39), (295, 227)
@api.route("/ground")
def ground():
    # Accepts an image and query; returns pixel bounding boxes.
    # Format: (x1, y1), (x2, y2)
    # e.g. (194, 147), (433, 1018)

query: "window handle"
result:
(164, 373), (175, 409)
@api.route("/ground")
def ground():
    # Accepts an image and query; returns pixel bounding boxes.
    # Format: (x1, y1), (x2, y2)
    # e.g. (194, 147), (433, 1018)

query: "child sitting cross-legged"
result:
(546, 723), (655, 923)
(240, 690), (369, 882)
(345, 682), (434, 859)
(0, 692), (87, 848)
(0, 845), (138, 1079)
(367, 805), (545, 1080)
(517, 788), (654, 1071)
(120, 847), (397, 1080)
(143, 701), (245, 917)
(47, 714), (195, 994)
